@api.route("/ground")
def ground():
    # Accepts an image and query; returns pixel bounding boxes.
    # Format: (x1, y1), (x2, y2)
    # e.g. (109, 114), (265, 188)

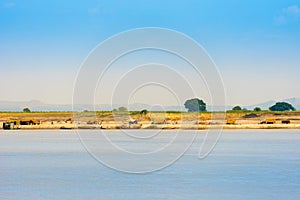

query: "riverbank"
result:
(3, 124), (300, 130)
(1, 111), (300, 130)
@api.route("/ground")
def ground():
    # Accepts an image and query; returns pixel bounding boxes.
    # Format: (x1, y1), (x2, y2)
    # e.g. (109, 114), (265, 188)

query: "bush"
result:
(140, 109), (148, 115)
(130, 111), (140, 115)
(232, 106), (242, 111)
(118, 107), (128, 112)
(254, 107), (262, 112)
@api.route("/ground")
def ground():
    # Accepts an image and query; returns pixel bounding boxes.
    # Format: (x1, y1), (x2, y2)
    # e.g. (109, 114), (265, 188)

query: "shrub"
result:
(254, 107), (262, 112)
(232, 106), (242, 111)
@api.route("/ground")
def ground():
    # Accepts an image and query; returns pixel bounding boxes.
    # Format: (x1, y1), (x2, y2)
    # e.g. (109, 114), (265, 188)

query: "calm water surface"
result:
(0, 130), (300, 200)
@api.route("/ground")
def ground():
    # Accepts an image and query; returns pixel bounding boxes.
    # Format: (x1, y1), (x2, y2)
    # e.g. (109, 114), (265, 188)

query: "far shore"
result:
(1, 111), (300, 130)
(2, 124), (300, 130)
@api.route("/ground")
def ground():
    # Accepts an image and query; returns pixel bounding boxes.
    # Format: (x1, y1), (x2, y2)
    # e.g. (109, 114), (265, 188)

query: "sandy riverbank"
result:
(1, 111), (300, 130)
(4, 124), (300, 130)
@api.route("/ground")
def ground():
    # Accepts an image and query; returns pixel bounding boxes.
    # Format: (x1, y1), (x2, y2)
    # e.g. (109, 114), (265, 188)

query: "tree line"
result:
(21, 99), (297, 113)
(183, 98), (296, 112)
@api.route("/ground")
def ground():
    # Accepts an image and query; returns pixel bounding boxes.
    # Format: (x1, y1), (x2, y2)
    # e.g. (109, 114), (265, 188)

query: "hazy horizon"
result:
(0, 96), (299, 108)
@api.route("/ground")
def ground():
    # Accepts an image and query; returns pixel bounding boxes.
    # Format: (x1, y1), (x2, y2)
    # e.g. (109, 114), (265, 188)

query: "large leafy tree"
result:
(269, 102), (296, 111)
(23, 107), (31, 112)
(184, 98), (206, 112)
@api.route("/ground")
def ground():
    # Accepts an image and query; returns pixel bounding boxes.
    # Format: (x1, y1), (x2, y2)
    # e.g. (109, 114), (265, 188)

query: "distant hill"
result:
(244, 98), (300, 110)
(245, 100), (277, 110)
(0, 100), (72, 112)
(0, 98), (299, 112)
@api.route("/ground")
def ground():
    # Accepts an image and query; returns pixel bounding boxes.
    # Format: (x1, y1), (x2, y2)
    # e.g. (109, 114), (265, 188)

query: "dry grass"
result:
(1, 111), (300, 129)
(0, 112), (74, 122)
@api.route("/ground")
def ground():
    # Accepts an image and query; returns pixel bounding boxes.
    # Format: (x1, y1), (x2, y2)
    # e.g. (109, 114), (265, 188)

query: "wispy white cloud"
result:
(88, 2), (112, 16)
(88, 7), (100, 14)
(274, 5), (300, 25)
(88, 3), (106, 15)
(2, 2), (15, 8)
(284, 5), (300, 16)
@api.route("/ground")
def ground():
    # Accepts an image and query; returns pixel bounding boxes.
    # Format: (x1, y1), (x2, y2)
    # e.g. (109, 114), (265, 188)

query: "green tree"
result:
(269, 102), (296, 111)
(232, 106), (242, 111)
(254, 107), (262, 112)
(23, 107), (31, 112)
(184, 98), (206, 112)
(118, 106), (128, 112)
(140, 109), (148, 115)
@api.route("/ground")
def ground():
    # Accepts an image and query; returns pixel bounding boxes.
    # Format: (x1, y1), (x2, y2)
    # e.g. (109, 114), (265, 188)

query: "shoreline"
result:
(2, 124), (300, 130)
(1, 111), (300, 130)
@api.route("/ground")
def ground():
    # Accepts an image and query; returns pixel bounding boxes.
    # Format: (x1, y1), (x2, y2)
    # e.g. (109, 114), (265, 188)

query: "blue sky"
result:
(0, 0), (299, 106)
